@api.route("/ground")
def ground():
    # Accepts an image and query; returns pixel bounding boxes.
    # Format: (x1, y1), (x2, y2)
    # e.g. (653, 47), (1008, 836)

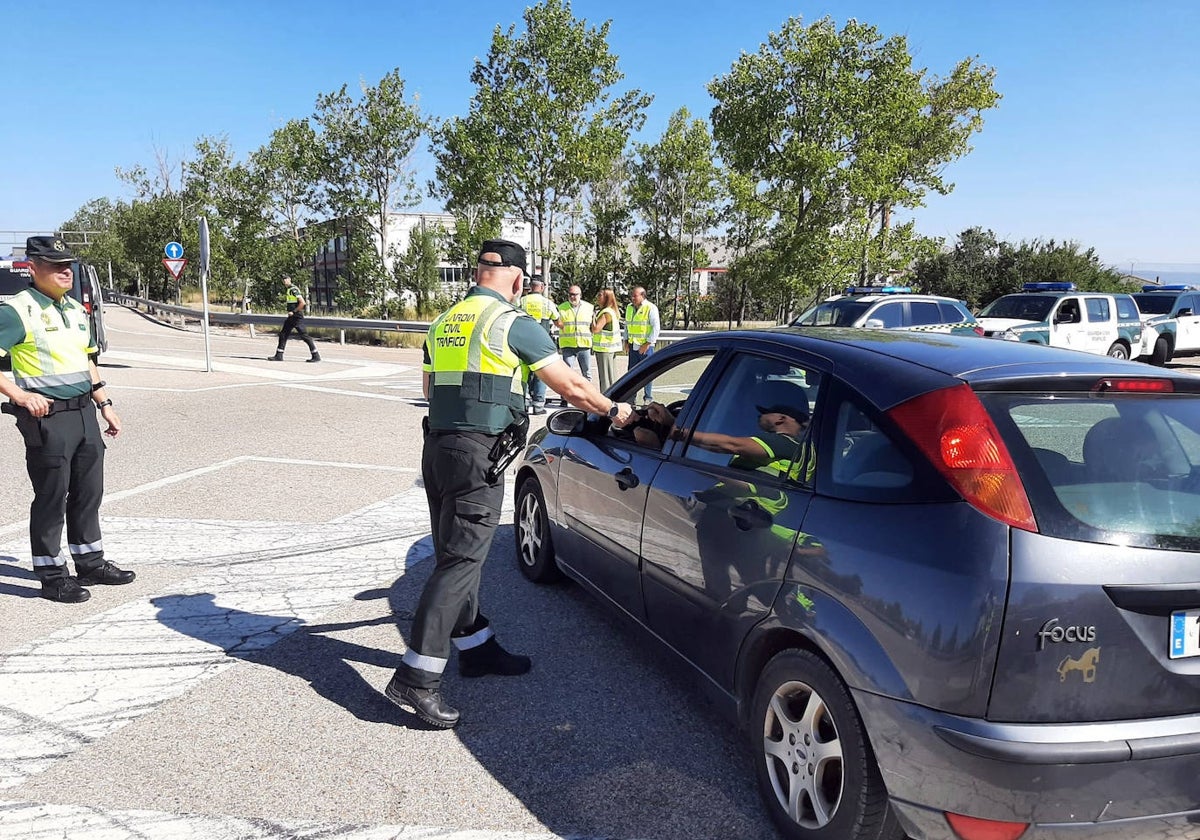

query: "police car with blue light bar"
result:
(792, 285), (983, 335)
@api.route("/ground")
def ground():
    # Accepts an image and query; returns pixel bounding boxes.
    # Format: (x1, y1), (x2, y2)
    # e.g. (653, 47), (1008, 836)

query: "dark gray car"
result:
(513, 327), (1200, 840)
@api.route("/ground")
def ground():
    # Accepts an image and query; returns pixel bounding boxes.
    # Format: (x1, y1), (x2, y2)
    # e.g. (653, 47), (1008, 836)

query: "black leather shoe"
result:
(306, 353), (321, 363)
(384, 676), (460, 728)
(77, 561), (136, 586)
(41, 577), (91, 603)
(459, 639), (532, 678)
(268, 354), (284, 361)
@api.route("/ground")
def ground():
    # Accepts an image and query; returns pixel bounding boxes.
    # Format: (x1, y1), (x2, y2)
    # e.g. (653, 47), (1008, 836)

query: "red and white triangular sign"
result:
(163, 257), (187, 280)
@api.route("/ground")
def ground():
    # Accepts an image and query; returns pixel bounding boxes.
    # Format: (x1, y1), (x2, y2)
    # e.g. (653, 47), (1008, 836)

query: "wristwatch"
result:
(607, 402), (621, 418)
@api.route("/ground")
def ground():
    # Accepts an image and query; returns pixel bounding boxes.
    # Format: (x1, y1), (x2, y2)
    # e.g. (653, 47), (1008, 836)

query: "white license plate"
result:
(1169, 610), (1200, 659)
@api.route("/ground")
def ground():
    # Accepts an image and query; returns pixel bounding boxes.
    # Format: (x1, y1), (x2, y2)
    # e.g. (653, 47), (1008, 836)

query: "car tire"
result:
(515, 476), (562, 583)
(751, 650), (901, 840)
(1149, 336), (1170, 366)
(1106, 341), (1129, 360)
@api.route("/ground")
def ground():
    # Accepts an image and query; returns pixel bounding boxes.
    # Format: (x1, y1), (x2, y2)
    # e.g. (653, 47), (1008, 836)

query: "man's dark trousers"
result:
(277, 312), (317, 354)
(16, 405), (105, 581)
(395, 431), (504, 690)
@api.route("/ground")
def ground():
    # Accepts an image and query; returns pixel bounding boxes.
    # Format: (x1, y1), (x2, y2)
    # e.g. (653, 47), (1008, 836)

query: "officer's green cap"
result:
(26, 235), (76, 263)
(478, 239), (526, 272)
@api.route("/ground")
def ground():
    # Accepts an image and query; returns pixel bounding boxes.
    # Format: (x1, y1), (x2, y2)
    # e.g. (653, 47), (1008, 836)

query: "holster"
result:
(485, 415), (530, 485)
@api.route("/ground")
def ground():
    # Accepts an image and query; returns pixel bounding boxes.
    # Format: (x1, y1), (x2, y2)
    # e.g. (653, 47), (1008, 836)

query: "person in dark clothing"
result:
(269, 276), (320, 362)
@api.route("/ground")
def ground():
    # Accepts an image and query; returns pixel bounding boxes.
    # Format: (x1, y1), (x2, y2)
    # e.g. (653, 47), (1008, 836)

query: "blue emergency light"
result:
(843, 285), (912, 296)
(1142, 284), (1193, 292)
(1022, 282), (1076, 292)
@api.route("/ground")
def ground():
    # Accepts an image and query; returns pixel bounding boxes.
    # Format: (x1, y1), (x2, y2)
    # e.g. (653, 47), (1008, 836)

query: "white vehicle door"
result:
(1176, 294), (1200, 353)
(1083, 297), (1115, 354)
(1049, 297), (1085, 349)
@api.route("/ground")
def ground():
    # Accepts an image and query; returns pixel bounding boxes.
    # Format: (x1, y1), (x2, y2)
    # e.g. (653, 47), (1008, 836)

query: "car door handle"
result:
(615, 467), (639, 491)
(730, 499), (771, 530)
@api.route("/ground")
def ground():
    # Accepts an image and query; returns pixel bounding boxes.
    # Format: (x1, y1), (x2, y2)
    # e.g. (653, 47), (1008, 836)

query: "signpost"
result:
(197, 218), (213, 372)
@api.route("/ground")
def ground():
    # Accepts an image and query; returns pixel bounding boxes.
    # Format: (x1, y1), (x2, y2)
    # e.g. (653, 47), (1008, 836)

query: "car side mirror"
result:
(863, 318), (886, 329)
(1055, 311), (1079, 325)
(1179, 308), (1193, 318)
(546, 408), (586, 436)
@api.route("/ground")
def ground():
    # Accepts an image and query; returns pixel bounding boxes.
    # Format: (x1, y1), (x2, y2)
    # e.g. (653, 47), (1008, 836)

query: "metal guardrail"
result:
(107, 292), (709, 344)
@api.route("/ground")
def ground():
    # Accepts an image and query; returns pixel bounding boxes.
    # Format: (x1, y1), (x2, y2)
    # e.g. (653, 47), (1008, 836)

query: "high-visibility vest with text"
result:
(3, 289), (93, 398)
(557, 300), (594, 348)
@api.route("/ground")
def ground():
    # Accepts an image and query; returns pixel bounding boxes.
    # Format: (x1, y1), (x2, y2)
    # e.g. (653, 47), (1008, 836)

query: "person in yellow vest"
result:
(557, 284), (594, 385)
(624, 286), (660, 403)
(383, 239), (636, 729)
(519, 275), (559, 413)
(268, 276), (320, 362)
(0, 236), (134, 603)
(590, 288), (622, 392)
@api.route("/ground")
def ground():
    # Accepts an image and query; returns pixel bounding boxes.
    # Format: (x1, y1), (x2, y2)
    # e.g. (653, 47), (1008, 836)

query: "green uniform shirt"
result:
(0, 286), (97, 398)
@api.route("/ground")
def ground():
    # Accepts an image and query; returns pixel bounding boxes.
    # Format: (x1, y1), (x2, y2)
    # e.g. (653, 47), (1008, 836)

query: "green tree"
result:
(708, 16), (999, 304)
(630, 107), (722, 328)
(437, 0), (651, 279)
(314, 68), (427, 306)
(251, 118), (324, 290)
(393, 220), (443, 316)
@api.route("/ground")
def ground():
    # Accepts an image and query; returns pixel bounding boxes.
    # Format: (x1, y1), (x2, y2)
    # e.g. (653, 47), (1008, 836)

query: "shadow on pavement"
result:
(0, 557), (41, 598)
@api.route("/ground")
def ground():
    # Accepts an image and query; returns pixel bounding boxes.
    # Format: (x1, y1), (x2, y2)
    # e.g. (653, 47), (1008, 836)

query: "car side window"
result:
(938, 301), (968, 323)
(1115, 296), (1138, 320)
(612, 351), (718, 448)
(1179, 295), (1196, 316)
(1085, 298), (1111, 322)
(829, 401), (915, 495)
(1057, 298), (1080, 323)
(909, 301), (941, 326)
(680, 353), (818, 484)
(871, 302), (904, 328)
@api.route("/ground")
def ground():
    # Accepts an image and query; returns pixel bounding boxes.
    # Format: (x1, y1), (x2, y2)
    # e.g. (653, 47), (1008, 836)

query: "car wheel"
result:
(1150, 337), (1170, 366)
(1107, 342), (1130, 360)
(515, 476), (561, 583)
(751, 650), (900, 840)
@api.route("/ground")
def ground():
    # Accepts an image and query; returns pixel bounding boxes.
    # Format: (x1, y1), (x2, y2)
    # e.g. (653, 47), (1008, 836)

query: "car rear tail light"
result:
(1092, 378), (1174, 393)
(973, 326), (985, 336)
(944, 812), (1028, 840)
(888, 383), (1037, 532)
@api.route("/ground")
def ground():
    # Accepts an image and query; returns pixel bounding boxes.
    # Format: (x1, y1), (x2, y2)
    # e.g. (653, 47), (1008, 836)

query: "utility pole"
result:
(673, 178), (686, 329)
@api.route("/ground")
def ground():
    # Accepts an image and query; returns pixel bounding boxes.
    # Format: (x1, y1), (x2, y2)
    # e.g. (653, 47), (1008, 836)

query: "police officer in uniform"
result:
(268, 276), (321, 362)
(384, 239), (635, 728)
(519, 275), (558, 413)
(0, 236), (134, 603)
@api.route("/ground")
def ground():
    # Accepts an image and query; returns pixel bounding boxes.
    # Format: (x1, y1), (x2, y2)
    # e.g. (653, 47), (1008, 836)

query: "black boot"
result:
(384, 675), (460, 728)
(268, 350), (284, 361)
(77, 561), (136, 586)
(306, 351), (321, 363)
(459, 638), (532, 678)
(40, 576), (91, 603)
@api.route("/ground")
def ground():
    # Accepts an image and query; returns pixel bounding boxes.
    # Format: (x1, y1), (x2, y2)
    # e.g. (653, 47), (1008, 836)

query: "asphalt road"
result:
(0, 306), (780, 840)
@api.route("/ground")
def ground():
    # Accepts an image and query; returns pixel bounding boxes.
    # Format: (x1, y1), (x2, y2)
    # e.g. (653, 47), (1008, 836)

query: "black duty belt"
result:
(1, 393), (92, 416)
(426, 428), (499, 442)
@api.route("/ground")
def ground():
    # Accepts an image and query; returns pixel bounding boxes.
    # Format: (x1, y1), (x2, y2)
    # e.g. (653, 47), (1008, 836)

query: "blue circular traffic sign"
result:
(165, 241), (184, 259)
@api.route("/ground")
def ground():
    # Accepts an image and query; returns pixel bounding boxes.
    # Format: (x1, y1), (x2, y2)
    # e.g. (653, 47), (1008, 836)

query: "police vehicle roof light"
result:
(1022, 282), (1076, 292)
(1142, 284), (1193, 292)
(843, 285), (912, 296)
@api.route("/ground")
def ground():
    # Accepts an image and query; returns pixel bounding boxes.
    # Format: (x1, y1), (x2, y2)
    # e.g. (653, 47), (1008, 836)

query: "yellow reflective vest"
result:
(4, 289), (94, 398)
(593, 306), (622, 353)
(425, 293), (530, 433)
(521, 292), (556, 326)
(557, 300), (594, 349)
(626, 300), (656, 345)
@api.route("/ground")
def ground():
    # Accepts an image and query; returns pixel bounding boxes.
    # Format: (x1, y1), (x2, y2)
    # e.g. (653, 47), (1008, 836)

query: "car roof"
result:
(668, 327), (1196, 410)
(830, 293), (964, 304)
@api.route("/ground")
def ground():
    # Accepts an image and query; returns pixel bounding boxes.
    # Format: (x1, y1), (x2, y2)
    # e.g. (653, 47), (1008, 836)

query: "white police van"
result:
(977, 282), (1143, 359)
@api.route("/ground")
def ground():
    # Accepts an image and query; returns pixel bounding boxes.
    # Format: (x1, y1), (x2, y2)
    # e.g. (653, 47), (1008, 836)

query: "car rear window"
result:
(1115, 295), (1139, 320)
(938, 301), (968, 323)
(1132, 294), (1175, 315)
(982, 392), (1200, 550)
(979, 294), (1055, 322)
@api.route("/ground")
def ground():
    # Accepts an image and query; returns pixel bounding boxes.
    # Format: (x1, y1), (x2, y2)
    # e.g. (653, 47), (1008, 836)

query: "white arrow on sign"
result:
(162, 258), (188, 280)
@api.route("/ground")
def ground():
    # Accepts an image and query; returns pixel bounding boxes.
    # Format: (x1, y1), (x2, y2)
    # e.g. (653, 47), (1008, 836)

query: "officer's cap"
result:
(756, 402), (810, 423)
(478, 239), (526, 272)
(26, 235), (76, 263)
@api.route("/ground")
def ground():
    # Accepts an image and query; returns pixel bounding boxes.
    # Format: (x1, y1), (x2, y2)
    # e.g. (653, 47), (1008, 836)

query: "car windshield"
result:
(1132, 294), (1176, 315)
(983, 391), (1200, 550)
(978, 295), (1056, 322)
(793, 298), (872, 326)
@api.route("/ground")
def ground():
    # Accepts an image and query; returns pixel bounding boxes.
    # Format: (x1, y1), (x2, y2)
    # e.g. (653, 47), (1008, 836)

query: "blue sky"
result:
(3, 0), (1197, 270)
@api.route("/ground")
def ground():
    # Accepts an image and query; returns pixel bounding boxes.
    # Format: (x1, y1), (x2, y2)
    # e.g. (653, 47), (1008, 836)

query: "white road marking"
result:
(0, 801), (581, 839)
(0, 457), (418, 540)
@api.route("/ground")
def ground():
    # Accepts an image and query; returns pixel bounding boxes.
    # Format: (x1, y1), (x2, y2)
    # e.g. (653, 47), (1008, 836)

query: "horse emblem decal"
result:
(1057, 647), (1100, 683)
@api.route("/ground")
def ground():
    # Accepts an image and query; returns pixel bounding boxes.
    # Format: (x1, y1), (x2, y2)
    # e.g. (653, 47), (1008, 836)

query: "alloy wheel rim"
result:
(518, 492), (542, 567)
(762, 679), (844, 829)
